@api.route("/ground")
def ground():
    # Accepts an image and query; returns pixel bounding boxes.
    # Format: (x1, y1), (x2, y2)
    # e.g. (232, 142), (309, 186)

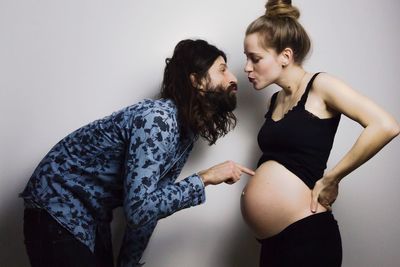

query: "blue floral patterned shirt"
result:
(20, 98), (206, 266)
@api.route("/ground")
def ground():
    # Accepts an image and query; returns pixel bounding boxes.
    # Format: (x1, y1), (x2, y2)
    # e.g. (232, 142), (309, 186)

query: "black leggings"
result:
(258, 211), (342, 267)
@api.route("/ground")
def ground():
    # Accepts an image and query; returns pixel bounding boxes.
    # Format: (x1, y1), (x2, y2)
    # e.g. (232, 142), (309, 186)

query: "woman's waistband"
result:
(258, 211), (338, 244)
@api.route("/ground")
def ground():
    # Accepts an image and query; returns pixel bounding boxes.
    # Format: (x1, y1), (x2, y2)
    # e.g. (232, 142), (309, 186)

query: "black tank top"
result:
(257, 73), (341, 189)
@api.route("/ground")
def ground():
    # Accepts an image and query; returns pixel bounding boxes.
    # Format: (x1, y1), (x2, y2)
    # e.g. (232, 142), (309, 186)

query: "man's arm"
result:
(117, 220), (157, 267)
(123, 110), (205, 228)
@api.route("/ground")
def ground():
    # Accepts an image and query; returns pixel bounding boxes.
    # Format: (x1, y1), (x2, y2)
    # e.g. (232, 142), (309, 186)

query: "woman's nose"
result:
(244, 61), (252, 73)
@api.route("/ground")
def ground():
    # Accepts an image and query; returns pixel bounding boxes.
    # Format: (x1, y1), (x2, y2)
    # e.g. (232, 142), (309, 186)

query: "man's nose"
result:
(228, 71), (238, 84)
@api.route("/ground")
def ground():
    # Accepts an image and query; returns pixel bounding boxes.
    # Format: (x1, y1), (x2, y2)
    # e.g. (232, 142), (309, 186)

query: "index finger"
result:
(310, 190), (319, 213)
(236, 164), (256, 176)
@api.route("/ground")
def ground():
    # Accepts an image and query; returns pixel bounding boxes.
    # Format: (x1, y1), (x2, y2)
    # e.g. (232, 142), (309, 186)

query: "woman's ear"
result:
(279, 47), (294, 68)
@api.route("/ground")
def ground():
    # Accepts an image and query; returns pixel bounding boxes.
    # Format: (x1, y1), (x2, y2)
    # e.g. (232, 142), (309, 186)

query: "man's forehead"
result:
(211, 56), (227, 68)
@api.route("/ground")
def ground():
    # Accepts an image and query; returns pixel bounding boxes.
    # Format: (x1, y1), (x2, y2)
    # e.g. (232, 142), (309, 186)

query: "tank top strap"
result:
(298, 72), (322, 106)
(265, 91), (279, 118)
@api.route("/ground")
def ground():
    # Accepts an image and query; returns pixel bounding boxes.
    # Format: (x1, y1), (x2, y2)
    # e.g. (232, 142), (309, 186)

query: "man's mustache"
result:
(227, 82), (238, 92)
(204, 82), (238, 94)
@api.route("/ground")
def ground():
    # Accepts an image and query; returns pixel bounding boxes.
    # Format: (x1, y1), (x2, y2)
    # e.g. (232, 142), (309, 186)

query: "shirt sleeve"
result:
(116, 219), (157, 267)
(123, 109), (205, 228)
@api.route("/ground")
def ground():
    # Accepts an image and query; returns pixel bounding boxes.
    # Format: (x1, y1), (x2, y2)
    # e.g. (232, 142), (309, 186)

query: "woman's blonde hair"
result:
(246, 0), (311, 64)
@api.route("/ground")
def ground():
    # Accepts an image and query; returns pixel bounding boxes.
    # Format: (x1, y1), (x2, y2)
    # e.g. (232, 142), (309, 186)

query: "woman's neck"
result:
(278, 66), (307, 96)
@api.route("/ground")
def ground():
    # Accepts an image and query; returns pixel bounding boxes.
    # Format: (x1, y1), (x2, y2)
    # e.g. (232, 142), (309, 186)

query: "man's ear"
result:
(279, 47), (294, 67)
(190, 73), (205, 89)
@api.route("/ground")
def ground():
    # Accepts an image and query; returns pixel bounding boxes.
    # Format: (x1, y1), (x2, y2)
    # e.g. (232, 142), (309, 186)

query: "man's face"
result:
(202, 56), (238, 112)
(206, 56), (238, 91)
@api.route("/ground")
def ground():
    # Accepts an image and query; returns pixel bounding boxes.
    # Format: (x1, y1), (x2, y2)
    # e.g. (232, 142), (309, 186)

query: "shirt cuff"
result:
(182, 173), (206, 206)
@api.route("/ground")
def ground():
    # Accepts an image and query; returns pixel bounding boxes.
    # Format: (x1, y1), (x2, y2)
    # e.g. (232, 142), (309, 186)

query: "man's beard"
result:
(195, 83), (238, 145)
(202, 83), (237, 113)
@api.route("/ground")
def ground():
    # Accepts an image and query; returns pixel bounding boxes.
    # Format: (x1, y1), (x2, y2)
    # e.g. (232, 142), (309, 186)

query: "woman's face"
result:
(244, 33), (282, 90)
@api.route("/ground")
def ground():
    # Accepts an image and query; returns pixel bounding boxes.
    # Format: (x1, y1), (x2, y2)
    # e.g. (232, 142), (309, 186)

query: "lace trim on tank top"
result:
(265, 72), (338, 122)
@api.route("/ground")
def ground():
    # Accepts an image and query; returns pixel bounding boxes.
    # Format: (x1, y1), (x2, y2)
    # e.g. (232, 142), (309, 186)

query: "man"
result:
(20, 39), (255, 267)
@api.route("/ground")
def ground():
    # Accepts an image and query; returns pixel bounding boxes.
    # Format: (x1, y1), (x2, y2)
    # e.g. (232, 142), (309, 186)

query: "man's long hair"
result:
(160, 39), (236, 145)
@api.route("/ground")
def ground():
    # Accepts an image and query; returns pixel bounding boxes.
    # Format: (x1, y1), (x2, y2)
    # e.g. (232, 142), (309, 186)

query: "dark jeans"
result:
(23, 208), (114, 267)
(258, 211), (342, 267)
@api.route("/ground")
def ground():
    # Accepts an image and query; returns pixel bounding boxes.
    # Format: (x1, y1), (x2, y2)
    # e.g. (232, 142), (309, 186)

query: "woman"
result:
(240, 1), (399, 266)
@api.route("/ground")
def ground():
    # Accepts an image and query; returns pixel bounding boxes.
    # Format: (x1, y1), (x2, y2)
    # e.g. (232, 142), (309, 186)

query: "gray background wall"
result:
(1, 0), (399, 266)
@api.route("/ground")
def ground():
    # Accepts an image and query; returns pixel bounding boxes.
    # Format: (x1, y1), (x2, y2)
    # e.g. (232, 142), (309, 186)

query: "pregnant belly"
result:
(240, 160), (327, 239)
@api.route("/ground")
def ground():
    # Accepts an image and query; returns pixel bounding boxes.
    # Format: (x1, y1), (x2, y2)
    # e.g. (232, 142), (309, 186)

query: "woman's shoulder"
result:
(311, 72), (366, 116)
(311, 72), (351, 101)
(311, 72), (346, 93)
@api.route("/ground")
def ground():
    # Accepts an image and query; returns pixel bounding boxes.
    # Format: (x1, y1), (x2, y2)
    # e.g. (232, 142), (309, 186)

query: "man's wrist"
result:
(197, 170), (210, 186)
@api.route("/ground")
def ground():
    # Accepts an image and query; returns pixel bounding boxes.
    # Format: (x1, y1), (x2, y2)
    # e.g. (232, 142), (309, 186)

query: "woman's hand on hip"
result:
(311, 176), (339, 213)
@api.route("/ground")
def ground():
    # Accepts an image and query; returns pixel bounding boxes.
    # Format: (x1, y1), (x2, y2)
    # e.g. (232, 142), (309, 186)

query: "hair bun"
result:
(265, 0), (300, 20)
